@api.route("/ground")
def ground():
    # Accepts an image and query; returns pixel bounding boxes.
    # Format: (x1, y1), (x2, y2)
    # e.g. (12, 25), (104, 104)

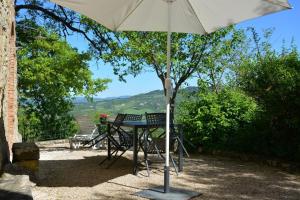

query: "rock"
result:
(13, 160), (39, 172)
(12, 143), (39, 172)
(12, 143), (39, 162)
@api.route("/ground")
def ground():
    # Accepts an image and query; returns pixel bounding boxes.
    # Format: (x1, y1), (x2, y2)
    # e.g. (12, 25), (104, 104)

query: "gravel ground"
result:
(32, 143), (300, 200)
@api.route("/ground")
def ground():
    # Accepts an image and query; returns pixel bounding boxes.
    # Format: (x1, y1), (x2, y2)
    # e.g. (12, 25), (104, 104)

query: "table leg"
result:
(107, 123), (111, 160)
(144, 130), (148, 162)
(133, 127), (138, 175)
(178, 125), (184, 172)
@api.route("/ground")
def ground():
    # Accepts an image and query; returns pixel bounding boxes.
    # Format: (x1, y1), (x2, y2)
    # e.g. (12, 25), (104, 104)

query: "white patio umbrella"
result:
(50, 0), (291, 193)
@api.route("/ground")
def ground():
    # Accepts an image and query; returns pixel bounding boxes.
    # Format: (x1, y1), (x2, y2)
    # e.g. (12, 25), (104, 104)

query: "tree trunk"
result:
(0, 0), (19, 172)
(169, 95), (177, 139)
(170, 97), (176, 123)
(169, 87), (179, 140)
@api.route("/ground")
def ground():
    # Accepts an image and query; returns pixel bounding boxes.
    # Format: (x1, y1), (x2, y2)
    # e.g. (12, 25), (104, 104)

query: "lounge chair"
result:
(69, 125), (104, 149)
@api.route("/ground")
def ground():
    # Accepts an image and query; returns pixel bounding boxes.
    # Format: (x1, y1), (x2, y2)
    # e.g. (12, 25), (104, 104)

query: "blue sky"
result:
(67, 0), (300, 98)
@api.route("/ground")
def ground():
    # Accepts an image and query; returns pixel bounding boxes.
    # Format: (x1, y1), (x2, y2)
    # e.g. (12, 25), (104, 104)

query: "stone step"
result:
(12, 143), (39, 162)
(0, 173), (33, 200)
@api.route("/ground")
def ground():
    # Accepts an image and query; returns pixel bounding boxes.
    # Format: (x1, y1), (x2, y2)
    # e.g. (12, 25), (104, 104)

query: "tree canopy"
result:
(17, 20), (110, 140)
(15, 0), (110, 49)
(178, 29), (300, 162)
(82, 18), (245, 115)
(14, 0), (245, 110)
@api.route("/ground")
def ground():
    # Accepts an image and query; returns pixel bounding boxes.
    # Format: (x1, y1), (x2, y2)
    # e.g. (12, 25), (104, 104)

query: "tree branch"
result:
(172, 40), (208, 99)
(15, 4), (106, 52)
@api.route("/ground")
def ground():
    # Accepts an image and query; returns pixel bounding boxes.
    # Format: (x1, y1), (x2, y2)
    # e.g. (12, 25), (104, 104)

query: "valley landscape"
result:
(71, 87), (197, 123)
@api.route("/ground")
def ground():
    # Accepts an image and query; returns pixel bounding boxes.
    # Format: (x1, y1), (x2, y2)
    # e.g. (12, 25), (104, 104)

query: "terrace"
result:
(26, 140), (300, 199)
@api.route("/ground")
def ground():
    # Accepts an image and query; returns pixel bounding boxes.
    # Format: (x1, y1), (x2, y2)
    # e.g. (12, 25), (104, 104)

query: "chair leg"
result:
(175, 136), (190, 157)
(106, 149), (127, 169)
(170, 154), (179, 176)
(109, 136), (121, 149)
(154, 144), (164, 159)
(99, 157), (109, 166)
(99, 155), (111, 165)
(86, 134), (107, 148)
(145, 159), (150, 177)
(99, 149), (117, 165)
(145, 160), (150, 177)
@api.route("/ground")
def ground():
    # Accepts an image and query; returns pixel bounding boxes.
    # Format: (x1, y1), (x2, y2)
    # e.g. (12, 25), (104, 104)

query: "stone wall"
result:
(0, 0), (20, 172)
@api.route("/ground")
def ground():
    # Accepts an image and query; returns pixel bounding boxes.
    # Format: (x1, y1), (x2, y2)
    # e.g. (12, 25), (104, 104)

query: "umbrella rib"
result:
(115, 0), (145, 31)
(263, 0), (292, 9)
(186, 0), (208, 34)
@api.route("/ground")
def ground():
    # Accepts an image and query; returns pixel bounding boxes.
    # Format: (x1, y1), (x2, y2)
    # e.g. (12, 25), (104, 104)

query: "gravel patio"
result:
(31, 142), (300, 200)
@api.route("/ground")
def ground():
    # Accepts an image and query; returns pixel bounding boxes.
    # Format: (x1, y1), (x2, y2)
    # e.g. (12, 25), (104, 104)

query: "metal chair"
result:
(124, 114), (143, 121)
(124, 113), (144, 144)
(142, 112), (179, 176)
(99, 113), (134, 168)
(70, 125), (104, 149)
(147, 113), (189, 157)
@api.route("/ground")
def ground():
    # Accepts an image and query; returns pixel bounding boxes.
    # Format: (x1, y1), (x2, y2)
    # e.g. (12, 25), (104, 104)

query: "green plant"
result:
(235, 35), (300, 160)
(178, 85), (258, 150)
(17, 20), (110, 141)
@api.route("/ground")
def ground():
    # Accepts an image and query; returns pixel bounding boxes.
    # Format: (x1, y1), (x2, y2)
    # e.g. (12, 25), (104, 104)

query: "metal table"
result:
(107, 120), (184, 175)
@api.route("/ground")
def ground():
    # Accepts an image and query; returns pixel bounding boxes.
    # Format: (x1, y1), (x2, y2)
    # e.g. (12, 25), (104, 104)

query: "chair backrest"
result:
(113, 113), (127, 126)
(118, 130), (133, 148)
(112, 113), (133, 148)
(111, 113), (126, 137)
(145, 112), (177, 153)
(145, 112), (166, 128)
(124, 114), (142, 121)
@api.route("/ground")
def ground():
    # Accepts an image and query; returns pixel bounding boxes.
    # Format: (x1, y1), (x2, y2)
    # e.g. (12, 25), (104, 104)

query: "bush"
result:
(179, 48), (300, 162)
(178, 87), (258, 150)
(236, 49), (300, 161)
(19, 106), (79, 141)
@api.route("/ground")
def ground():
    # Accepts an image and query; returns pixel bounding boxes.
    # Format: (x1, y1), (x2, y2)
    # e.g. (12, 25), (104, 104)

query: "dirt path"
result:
(32, 145), (300, 200)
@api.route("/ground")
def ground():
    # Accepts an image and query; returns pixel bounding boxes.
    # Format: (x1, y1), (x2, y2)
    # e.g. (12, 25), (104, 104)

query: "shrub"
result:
(178, 87), (258, 150)
(236, 49), (300, 161)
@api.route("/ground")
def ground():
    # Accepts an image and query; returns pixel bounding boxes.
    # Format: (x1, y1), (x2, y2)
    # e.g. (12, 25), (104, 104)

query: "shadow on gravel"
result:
(0, 189), (33, 200)
(179, 155), (300, 200)
(36, 155), (132, 187)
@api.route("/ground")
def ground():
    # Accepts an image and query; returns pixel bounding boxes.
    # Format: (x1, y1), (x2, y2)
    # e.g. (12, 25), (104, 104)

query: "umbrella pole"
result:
(164, 0), (172, 193)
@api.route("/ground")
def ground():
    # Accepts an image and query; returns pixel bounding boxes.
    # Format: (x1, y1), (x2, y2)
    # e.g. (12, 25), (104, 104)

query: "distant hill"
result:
(72, 95), (131, 104)
(71, 87), (198, 121)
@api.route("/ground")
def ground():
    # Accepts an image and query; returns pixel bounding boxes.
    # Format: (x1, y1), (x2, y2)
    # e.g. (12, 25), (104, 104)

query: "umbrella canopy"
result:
(51, 0), (290, 34)
(50, 0), (291, 193)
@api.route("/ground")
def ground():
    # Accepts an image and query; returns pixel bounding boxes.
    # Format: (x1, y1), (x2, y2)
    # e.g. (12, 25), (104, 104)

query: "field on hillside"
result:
(71, 88), (197, 122)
